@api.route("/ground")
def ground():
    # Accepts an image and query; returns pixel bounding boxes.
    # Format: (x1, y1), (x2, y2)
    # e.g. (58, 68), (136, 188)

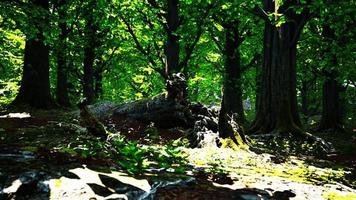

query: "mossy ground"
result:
(0, 108), (355, 199)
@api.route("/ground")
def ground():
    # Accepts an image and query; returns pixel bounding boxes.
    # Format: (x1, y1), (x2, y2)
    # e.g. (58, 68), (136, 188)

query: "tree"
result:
(207, 2), (261, 141)
(164, 0), (180, 76)
(82, 0), (97, 104)
(55, 0), (71, 107)
(12, 0), (53, 108)
(249, 0), (311, 135)
(296, 0), (356, 130)
(120, 0), (213, 98)
(316, 2), (355, 130)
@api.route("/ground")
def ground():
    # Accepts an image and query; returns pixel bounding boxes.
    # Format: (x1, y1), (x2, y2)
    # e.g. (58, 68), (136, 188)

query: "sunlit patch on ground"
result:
(46, 165), (151, 200)
(185, 146), (356, 199)
(0, 111), (355, 199)
(0, 112), (31, 118)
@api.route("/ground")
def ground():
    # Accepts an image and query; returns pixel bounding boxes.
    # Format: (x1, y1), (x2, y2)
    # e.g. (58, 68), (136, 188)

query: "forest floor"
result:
(0, 106), (356, 200)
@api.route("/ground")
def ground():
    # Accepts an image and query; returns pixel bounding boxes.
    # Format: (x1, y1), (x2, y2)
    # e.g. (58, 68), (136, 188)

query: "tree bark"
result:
(83, 6), (97, 104)
(319, 74), (342, 130)
(219, 23), (246, 142)
(249, 0), (305, 135)
(94, 68), (103, 99)
(318, 25), (343, 131)
(13, 0), (53, 109)
(56, 0), (70, 107)
(300, 81), (308, 116)
(220, 24), (245, 125)
(165, 0), (180, 76)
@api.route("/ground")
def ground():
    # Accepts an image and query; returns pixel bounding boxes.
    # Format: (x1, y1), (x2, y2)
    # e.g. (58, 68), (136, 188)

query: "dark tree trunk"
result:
(56, 0), (70, 107)
(165, 0), (180, 76)
(255, 59), (262, 113)
(249, 0), (306, 135)
(318, 25), (343, 131)
(83, 12), (97, 104)
(94, 69), (103, 99)
(319, 74), (342, 130)
(300, 81), (308, 116)
(219, 23), (246, 140)
(13, 0), (53, 109)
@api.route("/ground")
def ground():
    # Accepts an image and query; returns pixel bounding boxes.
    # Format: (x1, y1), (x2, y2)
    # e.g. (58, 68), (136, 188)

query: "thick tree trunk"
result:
(13, 0), (53, 109)
(219, 24), (246, 142)
(83, 14), (97, 104)
(249, 0), (304, 135)
(165, 0), (180, 76)
(56, 0), (70, 107)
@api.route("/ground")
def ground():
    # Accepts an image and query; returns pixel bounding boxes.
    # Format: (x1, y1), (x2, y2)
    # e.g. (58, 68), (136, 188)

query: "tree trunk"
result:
(56, 0), (70, 107)
(94, 68), (103, 99)
(318, 25), (343, 131)
(83, 12), (97, 104)
(13, 0), (53, 109)
(222, 25), (245, 123)
(165, 0), (180, 76)
(319, 75), (342, 130)
(300, 81), (308, 116)
(219, 23), (246, 141)
(249, 0), (305, 135)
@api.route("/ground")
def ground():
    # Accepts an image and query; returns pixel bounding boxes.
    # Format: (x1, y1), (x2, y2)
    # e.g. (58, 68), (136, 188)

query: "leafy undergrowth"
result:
(14, 127), (355, 189)
(43, 134), (356, 199)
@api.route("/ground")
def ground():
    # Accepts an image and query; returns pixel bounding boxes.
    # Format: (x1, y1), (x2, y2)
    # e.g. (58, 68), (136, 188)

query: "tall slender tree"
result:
(82, 0), (98, 104)
(56, 0), (70, 106)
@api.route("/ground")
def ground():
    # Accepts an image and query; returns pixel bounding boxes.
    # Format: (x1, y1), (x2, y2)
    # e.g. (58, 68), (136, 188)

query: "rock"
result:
(1, 171), (49, 199)
(272, 190), (296, 200)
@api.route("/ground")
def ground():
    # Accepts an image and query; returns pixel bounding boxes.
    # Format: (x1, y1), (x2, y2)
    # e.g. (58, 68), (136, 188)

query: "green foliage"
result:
(0, 80), (20, 107)
(151, 142), (188, 173)
(75, 135), (188, 175)
(78, 138), (108, 159)
(116, 141), (147, 175)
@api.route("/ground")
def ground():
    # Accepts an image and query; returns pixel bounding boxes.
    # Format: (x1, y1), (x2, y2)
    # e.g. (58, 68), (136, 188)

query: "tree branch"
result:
(241, 53), (261, 72)
(242, 5), (270, 21)
(209, 29), (224, 53)
(290, 11), (311, 47)
(137, 9), (165, 66)
(97, 46), (119, 72)
(179, 4), (215, 69)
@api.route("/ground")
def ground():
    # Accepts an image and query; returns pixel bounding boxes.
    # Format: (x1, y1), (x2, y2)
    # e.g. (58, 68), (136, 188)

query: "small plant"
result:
(78, 138), (108, 159)
(116, 141), (148, 175)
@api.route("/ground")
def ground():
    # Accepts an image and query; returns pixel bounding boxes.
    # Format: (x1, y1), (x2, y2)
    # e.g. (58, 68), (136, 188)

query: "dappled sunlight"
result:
(0, 0), (355, 198)
(70, 166), (151, 193)
(47, 177), (99, 200)
(0, 112), (31, 119)
(2, 179), (22, 194)
(39, 165), (152, 199)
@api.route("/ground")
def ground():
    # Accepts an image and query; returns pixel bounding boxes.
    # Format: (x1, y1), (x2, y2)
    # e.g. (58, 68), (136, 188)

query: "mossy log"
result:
(113, 96), (220, 147)
(113, 95), (193, 128)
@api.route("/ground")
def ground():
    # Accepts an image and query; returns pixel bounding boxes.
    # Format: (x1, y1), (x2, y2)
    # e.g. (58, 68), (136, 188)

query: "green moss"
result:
(323, 191), (356, 200)
(219, 138), (247, 151)
(22, 146), (39, 152)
